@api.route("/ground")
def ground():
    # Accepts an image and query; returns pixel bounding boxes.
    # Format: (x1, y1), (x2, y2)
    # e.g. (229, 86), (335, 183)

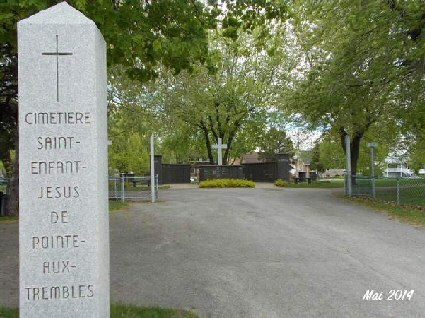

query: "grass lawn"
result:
(347, 196), (425, 227)
(285, 178), (345, 188)
(0, 304), (200, 318)
(0, 306), (17, 318)
(109, 200), (130, 211)
(374, 188), (425, 206)
(0, 215), (18, 224)
(111, 304), (200, 318)
(352, 178), (425, 207)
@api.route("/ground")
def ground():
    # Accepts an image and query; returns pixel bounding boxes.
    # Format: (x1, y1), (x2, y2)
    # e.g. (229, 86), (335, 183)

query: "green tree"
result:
(405, 135), (425, 173)
(310, 142), (324, 172)
(109, 132), (150, 175)
(258, 127), (294, 161)
(108, 65), (209, 167)
(318, 137), (346, 171)
(1, 0), (289, 214)
(284, 0), (425, 179)
(0, 0), (213, 215)
(107, 66), (156, 174)
(0, 43), (17, 175)
(155, 29), (278, 165)
(311, 127), (394, 175)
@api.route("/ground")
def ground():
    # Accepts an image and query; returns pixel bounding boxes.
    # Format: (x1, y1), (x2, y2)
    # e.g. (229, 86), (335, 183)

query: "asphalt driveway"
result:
(1, 187), (425, 317)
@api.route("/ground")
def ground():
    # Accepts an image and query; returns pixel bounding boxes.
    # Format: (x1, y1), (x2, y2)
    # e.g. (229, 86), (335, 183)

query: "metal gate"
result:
(109, 175), (158, 202)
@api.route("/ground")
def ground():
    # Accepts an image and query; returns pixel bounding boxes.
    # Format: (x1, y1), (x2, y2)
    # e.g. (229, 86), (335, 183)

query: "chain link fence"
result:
(109, 175), (158, 202)
(0, 175), (158, 216)
(349, 176), (425, 207)
(0, 177), (10, 216)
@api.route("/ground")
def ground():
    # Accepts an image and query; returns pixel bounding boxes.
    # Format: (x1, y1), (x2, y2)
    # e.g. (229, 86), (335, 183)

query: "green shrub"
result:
(274, 179), (286, 187)
(199, 179), (255, 188)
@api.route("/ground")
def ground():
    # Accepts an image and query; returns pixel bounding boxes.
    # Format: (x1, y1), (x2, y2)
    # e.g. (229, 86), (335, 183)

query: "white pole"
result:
(345, 134), (352, 197)
(371, 145), (376, 198)
(150, 134), (156, 203)
(121, 174), (125, 202)
(397, 177), (400, 205)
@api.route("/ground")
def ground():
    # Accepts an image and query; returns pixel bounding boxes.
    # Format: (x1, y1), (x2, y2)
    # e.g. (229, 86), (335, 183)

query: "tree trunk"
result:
(5, 134), (19, 216)
(200, 123), (214, 164)
(223, 120), (242, 166)
(223, 146), (229, 166)
(350, 132), (362, 182)
(223, 136), (235, 166)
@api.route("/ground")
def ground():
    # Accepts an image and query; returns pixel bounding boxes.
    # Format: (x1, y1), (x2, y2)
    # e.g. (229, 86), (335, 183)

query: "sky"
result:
(288, 129), (321, 151)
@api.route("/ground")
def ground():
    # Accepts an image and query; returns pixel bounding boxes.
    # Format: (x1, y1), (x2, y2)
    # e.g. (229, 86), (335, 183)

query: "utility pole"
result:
(150, 134), (156, 203)
(368, 143), (378, 198)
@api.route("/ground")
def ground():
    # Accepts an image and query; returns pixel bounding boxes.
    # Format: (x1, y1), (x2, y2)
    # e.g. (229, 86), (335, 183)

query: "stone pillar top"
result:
(19, 2), (94, 25)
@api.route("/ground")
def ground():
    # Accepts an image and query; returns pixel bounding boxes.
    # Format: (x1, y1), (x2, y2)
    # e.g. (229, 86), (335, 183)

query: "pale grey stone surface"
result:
(18, 2), (109, 317)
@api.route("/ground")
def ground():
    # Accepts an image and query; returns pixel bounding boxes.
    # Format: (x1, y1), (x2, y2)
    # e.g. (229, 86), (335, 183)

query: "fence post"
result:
(368, 143), (377, 198)
(121, 175), (125, 202)
(113, 178), (117, 199)
(156, 174), (159, 199)
(150, 134), (156, 203)
(396, 177), (400, 205)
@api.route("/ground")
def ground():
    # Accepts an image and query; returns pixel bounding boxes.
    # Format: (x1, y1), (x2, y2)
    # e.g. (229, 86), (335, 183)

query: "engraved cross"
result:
(42, 35), (73, 102)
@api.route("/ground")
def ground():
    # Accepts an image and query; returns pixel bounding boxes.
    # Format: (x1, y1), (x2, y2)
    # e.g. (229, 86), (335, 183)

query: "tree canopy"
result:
(282, 0), (425, 176)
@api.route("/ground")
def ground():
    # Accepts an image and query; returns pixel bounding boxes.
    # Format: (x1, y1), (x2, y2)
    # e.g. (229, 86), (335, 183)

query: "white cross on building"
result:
(212, 137), (227, 166)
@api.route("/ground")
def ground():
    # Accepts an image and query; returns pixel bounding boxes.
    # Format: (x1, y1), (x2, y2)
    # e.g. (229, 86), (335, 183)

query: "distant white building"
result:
(321, 169), (346, 178)
(384, 150), (415, 178)
(384, 167), (415, 178)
